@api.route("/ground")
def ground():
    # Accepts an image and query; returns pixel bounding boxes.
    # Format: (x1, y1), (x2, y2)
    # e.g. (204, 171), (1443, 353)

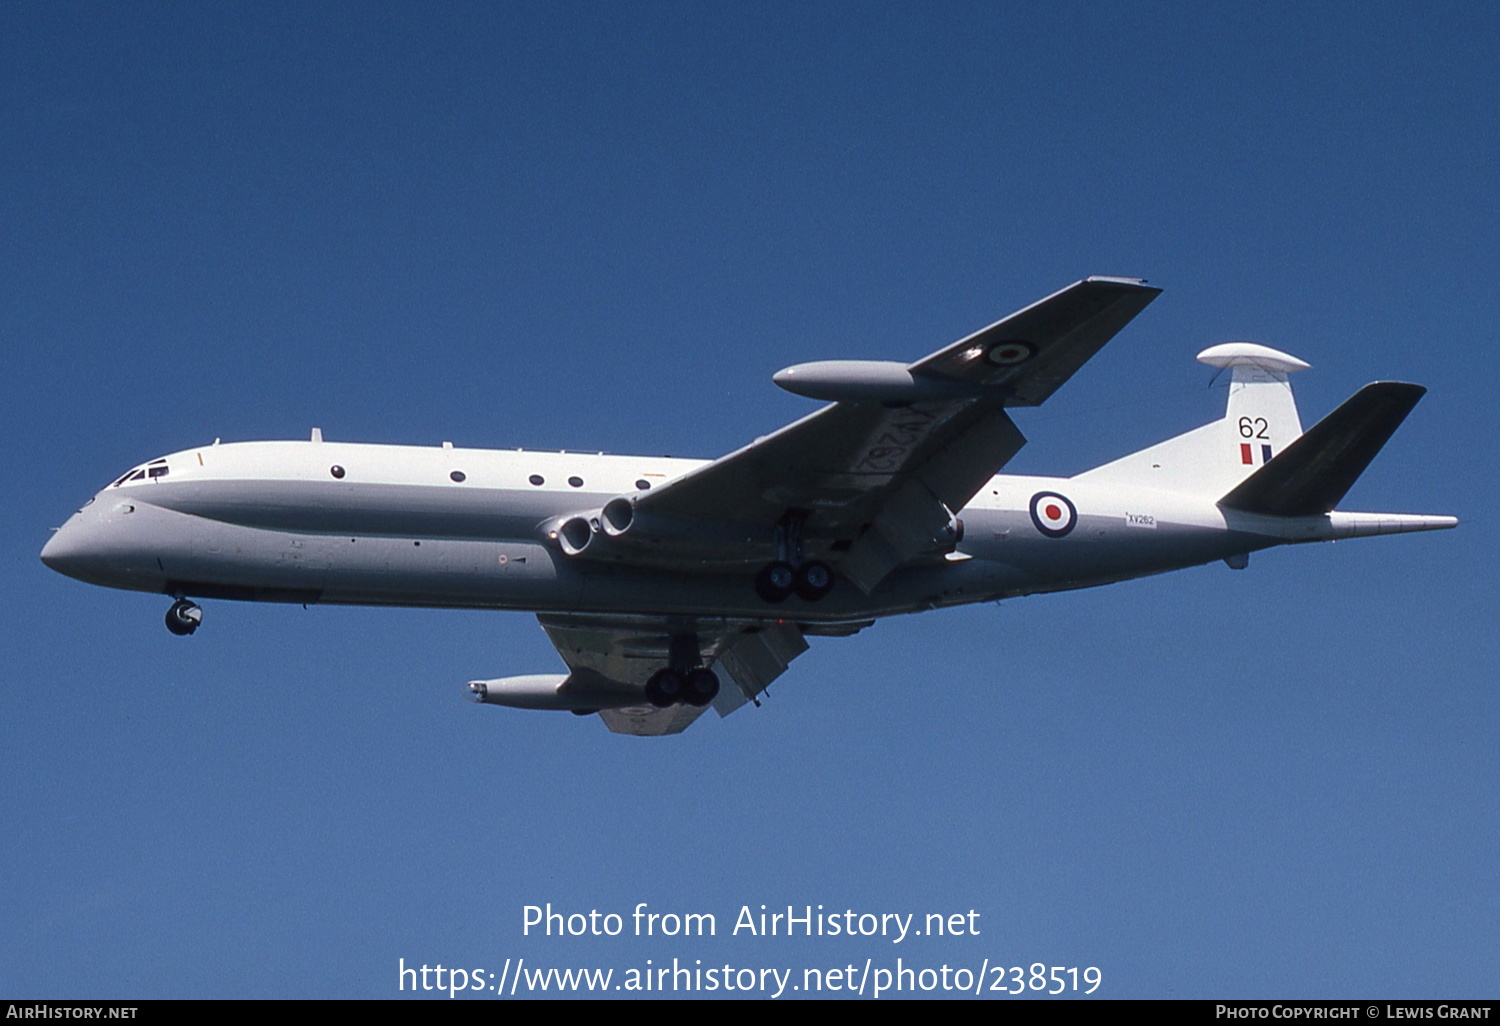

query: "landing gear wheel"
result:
(644, 668), (684, 708)
(165, 599), (202, 636)
(683, 668), (720, 707)
(793, 560), (835, 601)
(754, 561), (796, 603)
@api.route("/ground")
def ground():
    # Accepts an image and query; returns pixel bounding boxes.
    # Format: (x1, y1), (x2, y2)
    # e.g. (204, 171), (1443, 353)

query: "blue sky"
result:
(4, 1), (1495, 998)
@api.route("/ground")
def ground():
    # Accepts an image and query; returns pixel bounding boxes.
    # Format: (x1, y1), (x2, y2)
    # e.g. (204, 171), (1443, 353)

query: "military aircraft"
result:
(40, 277), (1456, 735)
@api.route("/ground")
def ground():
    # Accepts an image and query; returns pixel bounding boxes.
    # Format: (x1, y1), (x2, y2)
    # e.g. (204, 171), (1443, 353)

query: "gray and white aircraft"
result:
(41, 278), (1456, 735)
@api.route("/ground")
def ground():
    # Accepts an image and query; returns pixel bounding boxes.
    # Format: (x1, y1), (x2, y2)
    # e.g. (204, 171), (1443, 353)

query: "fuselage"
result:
(40, 437), (1286, 622)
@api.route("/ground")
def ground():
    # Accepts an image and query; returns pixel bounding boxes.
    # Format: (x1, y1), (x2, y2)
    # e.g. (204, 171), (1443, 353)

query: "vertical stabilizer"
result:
(1202, 341), (1307, 450)
(1075, 342), (1310, 496)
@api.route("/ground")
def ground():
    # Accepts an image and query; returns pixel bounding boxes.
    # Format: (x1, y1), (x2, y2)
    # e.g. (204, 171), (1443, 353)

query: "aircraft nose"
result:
(40, 504), (120, 583)
(40, 522), (92, 579)
(41, 496), (174, 590)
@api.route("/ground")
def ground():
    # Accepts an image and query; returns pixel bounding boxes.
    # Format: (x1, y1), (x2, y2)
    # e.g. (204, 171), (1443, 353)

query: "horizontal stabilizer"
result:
(1218, 382), (1426, 517)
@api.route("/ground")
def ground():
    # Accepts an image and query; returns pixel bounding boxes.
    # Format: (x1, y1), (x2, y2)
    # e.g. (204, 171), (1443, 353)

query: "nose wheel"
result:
(165, 599), (202, 636)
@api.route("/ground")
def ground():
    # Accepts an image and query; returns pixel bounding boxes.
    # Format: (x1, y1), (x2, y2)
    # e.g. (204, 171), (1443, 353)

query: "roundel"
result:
(987, 339), (1036, 366)
(1029, 491), (1077, 538)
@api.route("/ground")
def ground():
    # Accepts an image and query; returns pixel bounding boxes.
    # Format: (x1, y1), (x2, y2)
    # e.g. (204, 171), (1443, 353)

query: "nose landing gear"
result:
(165, 599), (202, 636)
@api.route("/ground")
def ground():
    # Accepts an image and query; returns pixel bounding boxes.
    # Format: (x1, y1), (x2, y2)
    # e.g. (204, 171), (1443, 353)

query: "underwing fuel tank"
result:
(468, 672), (641, 711)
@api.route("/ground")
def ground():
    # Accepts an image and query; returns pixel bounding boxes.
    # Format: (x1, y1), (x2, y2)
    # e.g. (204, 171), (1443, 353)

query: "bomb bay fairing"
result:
(40, 278), (1455, 735)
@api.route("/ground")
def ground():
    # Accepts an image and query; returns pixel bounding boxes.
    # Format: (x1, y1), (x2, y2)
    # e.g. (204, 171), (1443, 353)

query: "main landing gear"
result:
(643, 633), (720, 709)
(165, 598), (202, 636)
(754, 511), (836, 603)
(644, 666), (720, 708)
(753, 559), (834, 603)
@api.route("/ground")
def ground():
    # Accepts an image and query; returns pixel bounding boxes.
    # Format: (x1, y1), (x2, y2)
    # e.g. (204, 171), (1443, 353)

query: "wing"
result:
(606, 277), (1161, 591)
(905, 275), (1162, 403)
(538, 613), (843, 735)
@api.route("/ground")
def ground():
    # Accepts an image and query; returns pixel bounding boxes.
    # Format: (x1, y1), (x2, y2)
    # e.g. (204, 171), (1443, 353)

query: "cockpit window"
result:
(112, 460), (169, 486)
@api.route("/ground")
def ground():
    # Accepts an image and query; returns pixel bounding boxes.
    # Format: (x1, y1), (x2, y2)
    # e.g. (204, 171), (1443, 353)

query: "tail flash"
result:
(1218, 382), (1427, 516)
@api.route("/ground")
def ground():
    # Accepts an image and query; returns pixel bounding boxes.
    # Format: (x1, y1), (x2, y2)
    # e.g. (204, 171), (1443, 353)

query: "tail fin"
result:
(1075, 342), (1309, 495)
(1207, 341), (1308, 450)
(1218, 382), (1426, 516)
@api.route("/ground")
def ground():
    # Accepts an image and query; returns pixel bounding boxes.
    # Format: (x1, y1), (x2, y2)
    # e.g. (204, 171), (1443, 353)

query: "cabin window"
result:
(568, 476), (583, 488)
(450, 471), (466, 483)
(529, 475), (544, 486)
(635, 479), (650, 491)
(330, 465), (345, 479)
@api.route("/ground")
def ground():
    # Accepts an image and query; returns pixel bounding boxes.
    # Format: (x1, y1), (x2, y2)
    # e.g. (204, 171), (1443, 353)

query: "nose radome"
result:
(40, 524), (86, 577)
(40, 514), (113, 583)
(40, 496), (167, 591)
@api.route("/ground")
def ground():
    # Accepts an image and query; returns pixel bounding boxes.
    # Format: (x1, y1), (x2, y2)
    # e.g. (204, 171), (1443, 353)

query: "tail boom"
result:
(1323, 511), (1459, 538)
(1220, 508), (1458, 542)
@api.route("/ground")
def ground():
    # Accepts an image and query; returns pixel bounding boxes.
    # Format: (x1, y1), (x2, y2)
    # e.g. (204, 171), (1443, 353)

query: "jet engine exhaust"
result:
(556, 516), (594, 556)
(600, 496), (634, 537)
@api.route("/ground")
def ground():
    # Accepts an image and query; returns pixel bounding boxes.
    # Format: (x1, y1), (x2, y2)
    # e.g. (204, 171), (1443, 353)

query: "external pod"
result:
(772, 361), (984, 403)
